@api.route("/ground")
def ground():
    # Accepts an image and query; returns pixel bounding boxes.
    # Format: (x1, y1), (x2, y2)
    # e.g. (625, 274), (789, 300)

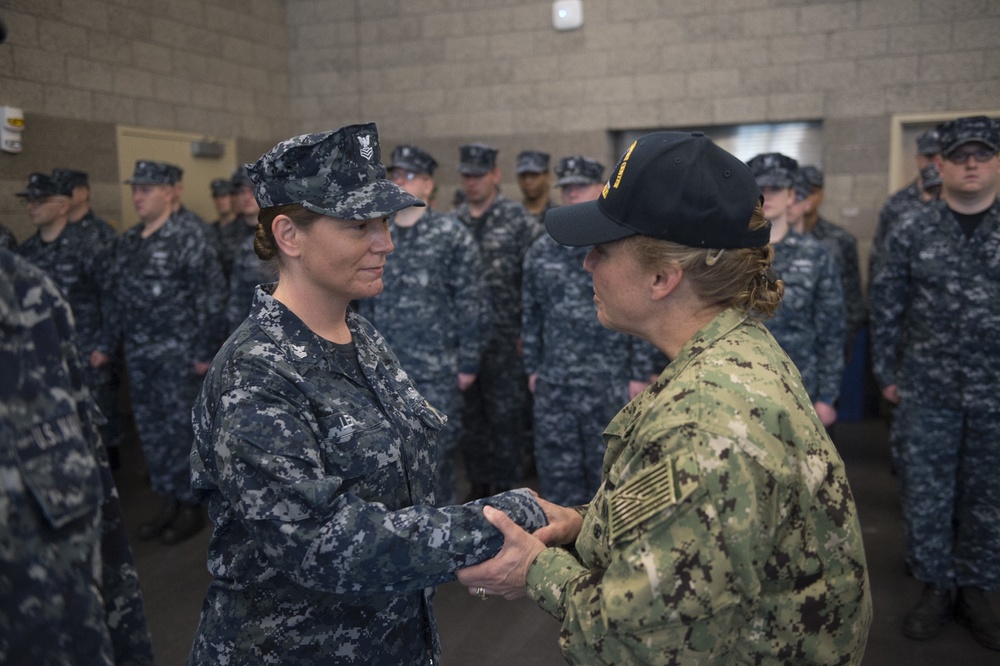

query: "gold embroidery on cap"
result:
(612, 140), (638, 190)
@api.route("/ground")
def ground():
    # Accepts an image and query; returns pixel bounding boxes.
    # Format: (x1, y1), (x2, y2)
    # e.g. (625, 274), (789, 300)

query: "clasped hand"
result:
(457, 493), (582, 600)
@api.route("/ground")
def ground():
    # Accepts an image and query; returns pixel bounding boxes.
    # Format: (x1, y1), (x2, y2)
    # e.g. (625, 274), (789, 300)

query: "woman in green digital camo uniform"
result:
(458, 131), (872, 665)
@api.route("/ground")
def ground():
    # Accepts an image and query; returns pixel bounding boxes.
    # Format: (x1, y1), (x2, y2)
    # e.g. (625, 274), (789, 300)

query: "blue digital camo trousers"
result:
(126, 349), (201, 503)
(893, 400), (1000, 590)
(460, 343), (528, 490)
(533, 378), (624, 506)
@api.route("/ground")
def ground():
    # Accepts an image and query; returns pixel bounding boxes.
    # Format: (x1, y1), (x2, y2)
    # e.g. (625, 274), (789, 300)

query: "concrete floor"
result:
(114, 418), (1000, 665)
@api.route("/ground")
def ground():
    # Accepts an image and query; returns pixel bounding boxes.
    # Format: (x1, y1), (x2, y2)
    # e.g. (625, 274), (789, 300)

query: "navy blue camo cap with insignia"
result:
(124, 160), (178, 185)
(458, 143), (498, 176)
(210, 178), (235, 196)
(920, 164), (942, 190)
(17, 172), (71, 198)
(389, 144), (438, 175)
(165, 163), (184, 183)
(790, 168), (812, 201)
(247, 122), (424, 220)
(799, 165), (823, 189)
(916, 128), (940, 156)
(516, 150), (550, 174)
(545, 131), (768, 249)
(936, 116), (1000, 156)
(231, 165), (253, 189)
(555, 155), (605, 187)
(51, 168), (89, 189)
(747, 152), (799, 189)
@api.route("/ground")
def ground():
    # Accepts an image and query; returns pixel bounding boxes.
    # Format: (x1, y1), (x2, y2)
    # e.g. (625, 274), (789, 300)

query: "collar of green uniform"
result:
(656, 307), (751, 386)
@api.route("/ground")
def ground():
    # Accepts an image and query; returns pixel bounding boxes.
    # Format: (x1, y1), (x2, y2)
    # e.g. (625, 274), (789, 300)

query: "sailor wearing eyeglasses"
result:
(871, 115), (1000, 650)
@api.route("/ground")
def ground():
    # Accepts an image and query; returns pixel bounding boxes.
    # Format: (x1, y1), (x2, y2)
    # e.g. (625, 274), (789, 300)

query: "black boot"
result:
(138, 497), (179, 540)
(903, 584), (953, 640)
(160, 503), (205, 545)
(955, 587), (1000, 651)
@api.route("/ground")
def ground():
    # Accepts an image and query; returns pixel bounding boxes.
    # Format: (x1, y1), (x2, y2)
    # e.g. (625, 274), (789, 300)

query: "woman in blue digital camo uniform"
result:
(188, 124), (547, 666)
(458, 132), (871, 665)
(748, 153), (845, 428)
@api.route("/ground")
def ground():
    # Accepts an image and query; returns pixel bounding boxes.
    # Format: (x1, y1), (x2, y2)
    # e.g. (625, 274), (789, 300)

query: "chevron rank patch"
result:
(608, 451), (698, 542)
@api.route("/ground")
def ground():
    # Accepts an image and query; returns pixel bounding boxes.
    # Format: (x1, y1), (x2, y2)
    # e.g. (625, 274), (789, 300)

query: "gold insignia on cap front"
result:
(611, 140), (638, 191)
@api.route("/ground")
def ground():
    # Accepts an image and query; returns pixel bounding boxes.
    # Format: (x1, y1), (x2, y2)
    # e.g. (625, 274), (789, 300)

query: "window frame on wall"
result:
(612, 121), (824, 171)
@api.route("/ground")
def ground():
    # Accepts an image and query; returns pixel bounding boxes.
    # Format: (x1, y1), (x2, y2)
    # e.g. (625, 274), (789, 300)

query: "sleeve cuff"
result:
(481, 488), (547, 532)
(525, 546), (583, 620)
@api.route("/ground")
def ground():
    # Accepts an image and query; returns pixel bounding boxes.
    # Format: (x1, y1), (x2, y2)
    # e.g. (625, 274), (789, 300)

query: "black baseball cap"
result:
(544, 131), (767, 249)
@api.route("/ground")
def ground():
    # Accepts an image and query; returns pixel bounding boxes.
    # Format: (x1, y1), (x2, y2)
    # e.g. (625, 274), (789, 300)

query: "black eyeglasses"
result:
(944, 148), (998, 165)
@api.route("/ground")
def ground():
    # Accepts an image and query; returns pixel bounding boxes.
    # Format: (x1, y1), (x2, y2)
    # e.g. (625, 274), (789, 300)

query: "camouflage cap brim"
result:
(941, 137), (1000, 156)
(389, 158), (429, 175)
(458, 164), (491, 176)
(556, 175), (602, 187)
(754, 171), (793, 189)
(124, 177), (168, 185)
(300, 178), (424, 220)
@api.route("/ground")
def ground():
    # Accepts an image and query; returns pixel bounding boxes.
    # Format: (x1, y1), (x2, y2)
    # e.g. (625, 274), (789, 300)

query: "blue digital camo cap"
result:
(920, 163), (942, 190)
(231, 165), (253, 189)
(555, 155), (605, 187)
(124, 160), (177, 185)
(916, 128), (940, 156)
(17, 172), (70, 198)
(790, 168), (812, 201)
(210, 178), (235, 196)
(936, 115), (1000, 156)
(799, 165), (824, 189)
(247, 123), (424, 220)
(747, 152), (799, 189)
(458, 143), (498, 176)
(516, 150), (550, 174)
(51, 168), (89, 189)
(389, 144), (438, 175)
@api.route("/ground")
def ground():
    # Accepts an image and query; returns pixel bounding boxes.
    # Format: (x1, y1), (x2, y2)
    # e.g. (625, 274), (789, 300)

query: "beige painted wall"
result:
(2, 0), (999, 263)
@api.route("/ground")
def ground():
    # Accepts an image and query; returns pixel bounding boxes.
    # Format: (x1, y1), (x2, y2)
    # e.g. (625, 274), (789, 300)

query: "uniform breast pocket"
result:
(317, 409), (401, 486)
(139, 252), (181, 299)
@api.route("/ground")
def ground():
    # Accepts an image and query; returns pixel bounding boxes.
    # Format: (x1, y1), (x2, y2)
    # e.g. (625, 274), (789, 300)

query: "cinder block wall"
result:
(0, 0), (291, 239)
(286, 0), (1000, 275)
(2, 0), (999, 260)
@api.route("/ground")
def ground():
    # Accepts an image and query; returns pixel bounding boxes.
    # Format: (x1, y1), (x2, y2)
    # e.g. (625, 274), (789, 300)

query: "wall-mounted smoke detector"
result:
(552, 0), (583, 32)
